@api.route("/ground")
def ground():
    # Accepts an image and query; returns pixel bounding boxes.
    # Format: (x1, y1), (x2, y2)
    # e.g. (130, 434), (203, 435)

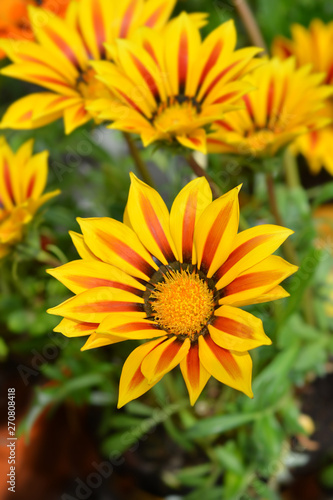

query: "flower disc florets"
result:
(148, 268), (214, 340)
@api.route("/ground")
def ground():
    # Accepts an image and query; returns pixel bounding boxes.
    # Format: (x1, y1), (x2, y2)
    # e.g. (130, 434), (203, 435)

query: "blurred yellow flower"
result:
(47, 174), (297, 407)
(0, 0), (178, 134)
(272, 20), (333, 174)
(207, 57), (332, 158)
(272, 19), (333, 85)
(89, 14), (262, 153)
(0, 137), (59, 258)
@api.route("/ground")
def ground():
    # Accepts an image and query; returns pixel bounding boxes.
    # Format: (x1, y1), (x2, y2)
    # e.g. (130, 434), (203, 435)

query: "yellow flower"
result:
(0, 137), (59, 258)
(0, 0), (178, 134)
(47, 174), (297, 407)
(289, 107), (333, 175)
(272, 20), (333, 174)
(89, 14), (263, 153)
(272, 19), (333, 85)
(207, 57), (332, 158)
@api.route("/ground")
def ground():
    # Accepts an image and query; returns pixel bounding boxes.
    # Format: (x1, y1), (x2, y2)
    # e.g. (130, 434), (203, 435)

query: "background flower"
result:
(272, 19), (333, 174)
(0, 0), (177, 133)
(206, 57), (332, 158)
(0, 136), (59, 258)
(90, 14), (262, 153)
(0, 0), (72, 60)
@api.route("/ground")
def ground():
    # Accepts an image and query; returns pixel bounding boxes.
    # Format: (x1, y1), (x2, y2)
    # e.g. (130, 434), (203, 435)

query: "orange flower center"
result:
(150, 269), (214, 339)
(76, 68), (111, 101)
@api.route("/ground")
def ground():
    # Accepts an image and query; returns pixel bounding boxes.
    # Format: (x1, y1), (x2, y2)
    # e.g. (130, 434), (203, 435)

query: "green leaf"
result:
(214, 441), (244, 475)
(176, 464), (212, 487)
(185, 412), (259, 439)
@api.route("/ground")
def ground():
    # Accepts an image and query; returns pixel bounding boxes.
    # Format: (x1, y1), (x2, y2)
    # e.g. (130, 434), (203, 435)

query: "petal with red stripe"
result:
(164, 12), (201, 95)
(209, 305), (271, 352)
(219, 256), (298, 306)
(141, 336), (191, 384)
(214, 224), (294, 290)
(198, 334), (253, 397)
(126, 173), (178, 264)
(64, 102), (92, 135)
(180, 343), (210, 405)
(54, 317), (98, 337)
(47, 260), (146, 295)
(77, 217), (158, 281)
(194, 186), (240, 277)
(170, 177), (212, 264)
(47, 286), (145, 323)
(97, 314), (165, 340)
(69, 231), (101, 261)
(118, 337), (167, 408)
(228, 285), (290, 308)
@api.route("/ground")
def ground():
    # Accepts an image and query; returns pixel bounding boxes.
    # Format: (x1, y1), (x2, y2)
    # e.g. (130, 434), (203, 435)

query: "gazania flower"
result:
(0, 137), (59, 258)
(272, 19), (333, 85)
(47, 174), (297, 407)
(89, 14), (263, 153)
(272, 20), (333, 174)
(0, 0), (72, 60)
(0, 0), (178, 134)
(289, 106), (333, 175)
(207, 57), (332, 158)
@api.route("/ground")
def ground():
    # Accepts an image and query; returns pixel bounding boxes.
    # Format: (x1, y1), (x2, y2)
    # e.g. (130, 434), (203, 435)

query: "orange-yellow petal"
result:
(141, 336), (191, 384)
(126, 173), (178, 264)
(77, 217), (158, 281)
(209, 305), (271, 352)
(47, 260), (146, 295)
(118, 337), (167, 408)
(170, 177), (212, 264)
(194, 186), (240, 277)
(198, 335), (253, 398)
(180, 343), (210, 405)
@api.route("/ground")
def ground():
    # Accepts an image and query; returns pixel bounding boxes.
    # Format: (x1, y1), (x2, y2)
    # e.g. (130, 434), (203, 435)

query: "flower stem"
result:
(283, 148), (301, 188)
(123, 132), (155, 188)
(187, 155), (221, 199)
(233, 0), (268, 52)
(265, 173), (299, 265)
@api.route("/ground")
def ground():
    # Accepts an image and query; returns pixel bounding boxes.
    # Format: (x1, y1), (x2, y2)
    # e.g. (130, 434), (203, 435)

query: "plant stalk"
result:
(123, 132), (155, 188)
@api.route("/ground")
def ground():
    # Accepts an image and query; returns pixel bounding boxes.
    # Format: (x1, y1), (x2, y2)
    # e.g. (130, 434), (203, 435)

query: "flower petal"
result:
(118, 337), (167, 408)
(198, 335), (253, 397)
(214, 224), (294, 289)
(81, 332), (125, 350)
(227, 285), (290, 307)
(126, 173), (178, 264)
(141, 336), (191, 384)
(47, 286), (145, 323)
(97, 314), (165, 340)
(77, 217), (158, 281)
(194, 186), (240, 277)
(164, 12), (201, 95)
(180, 343), (210, 405)
(170, 177), (212, 264)
(47, 260), (146, 295)
(209, 305), (271, 352)
(64, 102), (92, 134)
(219, 255), (298, 306)
(54, 317), (98, 337)
(176, 128), (207, 154)
(0, 93), (67, 130)
(69, 231), (100, 261)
